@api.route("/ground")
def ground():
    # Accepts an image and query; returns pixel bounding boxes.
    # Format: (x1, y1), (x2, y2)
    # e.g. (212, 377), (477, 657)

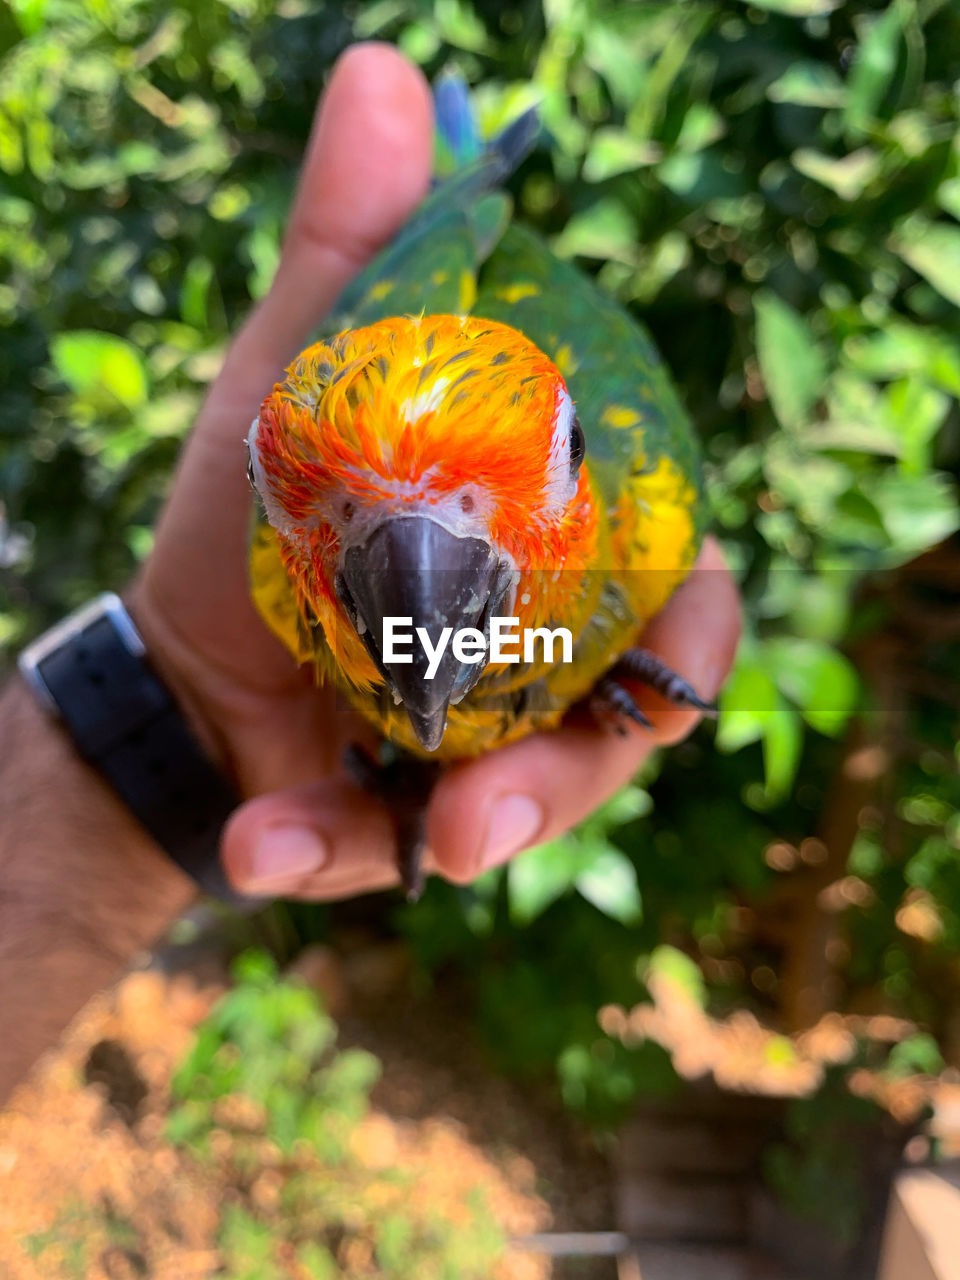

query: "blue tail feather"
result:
(434, 70), (481, 168)
(434, 70), (539, 178)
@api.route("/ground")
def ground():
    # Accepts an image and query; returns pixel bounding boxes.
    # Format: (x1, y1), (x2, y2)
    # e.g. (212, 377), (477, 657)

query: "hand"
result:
(129, 43), (741, 901)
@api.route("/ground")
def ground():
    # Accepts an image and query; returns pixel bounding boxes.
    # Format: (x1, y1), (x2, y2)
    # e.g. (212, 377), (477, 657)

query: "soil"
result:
(0, 934), (613, 1280)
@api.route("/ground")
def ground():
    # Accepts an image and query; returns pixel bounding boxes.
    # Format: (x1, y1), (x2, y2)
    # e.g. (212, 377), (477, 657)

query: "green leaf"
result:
(180, 257), (214, 329)
(645, 945), (706, 1007)
(508, 836), (581, 924)
(575, 849), (642, 925)
(585, 784), (652, 832)
(741, 0), (840, 11)
(844, 0), (907, 136)
(582, 128), (660, 182)
(866, 470), (960, 557)
(50, 331), (149, 409)
(882, 377), (950, 472)
(843, 322), (960, 397)
(353, 1), (407, 38)
(754, 292), (826, 429)
(297, 1242), (338, 1280)
(767, 62), (847, 108)
(761, 703), (803, 799)
(434, 0), (490, 53)
(792, 148), (881, 200)
(716, 655), (779, 752)
(231, 949), (278, 987)
(937, 177), (960, 222)
(763, 638), (859, 736)
(885, 1033), (945, 1079)
(890, 218), (960, 308)
(11, 0), (47, 36)
(552, 198), (636, 264)
(245, 222), (281, 302)
(219, 1205), (280, 1280)
(675, 103), (725, 153)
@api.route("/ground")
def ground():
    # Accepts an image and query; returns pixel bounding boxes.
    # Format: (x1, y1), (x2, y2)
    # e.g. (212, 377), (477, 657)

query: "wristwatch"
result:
(17, 592), (244, 902)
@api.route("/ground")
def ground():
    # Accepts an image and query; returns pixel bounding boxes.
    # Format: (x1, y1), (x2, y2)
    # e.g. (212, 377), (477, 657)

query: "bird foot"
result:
(590, 646), (716, 734)
(343, 744), (443, 902)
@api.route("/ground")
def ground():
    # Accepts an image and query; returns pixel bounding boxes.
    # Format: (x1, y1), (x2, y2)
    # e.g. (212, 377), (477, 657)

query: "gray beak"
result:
(335, 516), (512, 752)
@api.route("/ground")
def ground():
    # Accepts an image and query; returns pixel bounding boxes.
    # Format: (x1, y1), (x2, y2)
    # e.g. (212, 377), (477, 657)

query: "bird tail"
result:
(433, 69), (538, 180)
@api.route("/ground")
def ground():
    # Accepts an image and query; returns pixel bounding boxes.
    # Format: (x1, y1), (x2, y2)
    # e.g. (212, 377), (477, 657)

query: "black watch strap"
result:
(17, 593), (245, 903)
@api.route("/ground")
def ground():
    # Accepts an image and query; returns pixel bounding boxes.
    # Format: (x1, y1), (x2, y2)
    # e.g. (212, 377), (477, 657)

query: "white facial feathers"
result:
(543, 385), (580, 512)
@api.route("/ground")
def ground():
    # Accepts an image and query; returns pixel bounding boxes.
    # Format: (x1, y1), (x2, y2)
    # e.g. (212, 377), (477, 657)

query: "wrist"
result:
(1, 678), (196, 945)
(0, 678), (196, 1101)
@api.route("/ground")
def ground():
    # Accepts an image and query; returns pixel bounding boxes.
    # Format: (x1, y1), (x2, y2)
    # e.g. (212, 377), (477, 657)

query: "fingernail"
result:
(247, 825), (330, 888)
(478, 794), (544, 871)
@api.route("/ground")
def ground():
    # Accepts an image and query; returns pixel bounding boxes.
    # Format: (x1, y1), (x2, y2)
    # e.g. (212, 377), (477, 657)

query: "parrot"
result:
(246, 74), (709, 897)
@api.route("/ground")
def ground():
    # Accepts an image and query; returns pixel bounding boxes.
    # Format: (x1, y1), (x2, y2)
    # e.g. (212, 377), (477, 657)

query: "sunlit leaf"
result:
(843, 322), (960, 397)
(763, 638), (859, 736)
(717, 656), (779, 752)
(50, 331), (148, 409)
(552, 198), (636, 263)
(644, 945), (706, 1007)
(742, 0), (840, 11)
(792, 148), (881, 200)
(761, 703), (803, 799)
(507, 837), (580, 924)
(890, 218), (960, 308)
(844, 0), (907, 136)
(575, 849), (642, 925)
(885, 1033), (945, 1079)
(11, 0), (48, 36)
(866, 470), (960, 556)
(582, 128), (660, 182)
(767, 62), (846, 108)
(754, 292), (826, 429)
(882, 377), (950, 472)
(180, 257), (214, 329)
(937, 177), (960, 222)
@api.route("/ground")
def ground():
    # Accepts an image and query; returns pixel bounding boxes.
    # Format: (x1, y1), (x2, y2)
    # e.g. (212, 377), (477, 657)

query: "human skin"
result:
(0, 44), (740, 1101)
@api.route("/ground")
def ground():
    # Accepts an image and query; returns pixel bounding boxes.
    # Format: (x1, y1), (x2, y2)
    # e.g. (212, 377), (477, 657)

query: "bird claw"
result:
(612, 647), (717, 716)
(590, 675), (654, 733)
(589, 646), (717, 733)
(343, 744), (442, 901)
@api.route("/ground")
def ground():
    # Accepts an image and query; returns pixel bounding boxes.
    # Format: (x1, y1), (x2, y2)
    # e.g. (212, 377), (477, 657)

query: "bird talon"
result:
(590, 675), (654, 733)
(342, 744), (442, 900)
(612, 647), (716, 715)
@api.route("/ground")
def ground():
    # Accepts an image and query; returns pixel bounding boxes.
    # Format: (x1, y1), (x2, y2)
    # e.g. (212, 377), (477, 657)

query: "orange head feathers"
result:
(249, 314), (598, 750)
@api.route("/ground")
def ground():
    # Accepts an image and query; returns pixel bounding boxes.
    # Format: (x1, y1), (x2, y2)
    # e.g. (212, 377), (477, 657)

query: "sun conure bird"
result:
(246, 75), (708, 897)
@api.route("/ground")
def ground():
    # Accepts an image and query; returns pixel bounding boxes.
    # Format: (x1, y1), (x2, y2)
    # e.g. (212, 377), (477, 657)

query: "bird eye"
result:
(569, 415), (585, 475)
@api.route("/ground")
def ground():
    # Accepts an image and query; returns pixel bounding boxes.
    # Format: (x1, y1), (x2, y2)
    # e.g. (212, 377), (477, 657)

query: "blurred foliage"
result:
(168, 951), (506, 1279)
(26, 952), (506, 1278)
(3, 0), (960, 1246)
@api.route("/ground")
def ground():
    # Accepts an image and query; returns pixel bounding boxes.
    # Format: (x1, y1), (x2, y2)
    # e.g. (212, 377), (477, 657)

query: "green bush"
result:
(167, 951), (505, 1279)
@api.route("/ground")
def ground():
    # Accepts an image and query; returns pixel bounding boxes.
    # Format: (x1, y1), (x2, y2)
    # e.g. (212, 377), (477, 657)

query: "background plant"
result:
(24, 952), (507, 1279)
(2, 0), (959, 1246)
(166, 951), (505, 1279)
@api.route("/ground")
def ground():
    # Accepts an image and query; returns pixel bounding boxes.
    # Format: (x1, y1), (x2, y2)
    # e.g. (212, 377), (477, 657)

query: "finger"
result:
(221, 42), (434, 407)
(221, 776), (403, 900)
(429, 538), (741, 882)
(143, 45), (432, 653)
